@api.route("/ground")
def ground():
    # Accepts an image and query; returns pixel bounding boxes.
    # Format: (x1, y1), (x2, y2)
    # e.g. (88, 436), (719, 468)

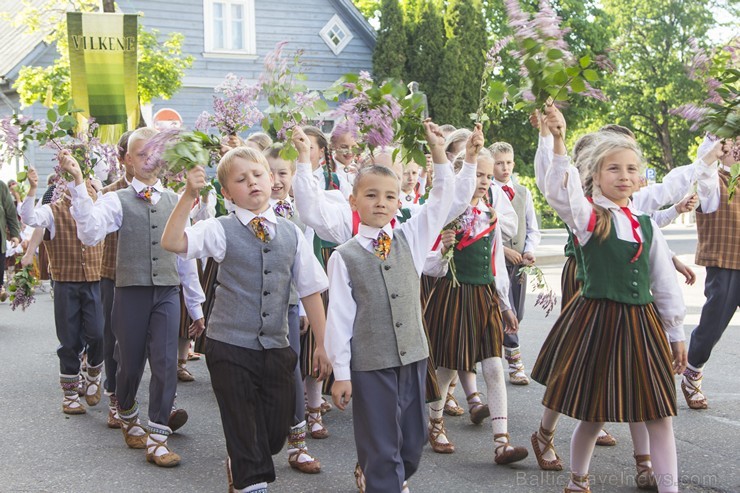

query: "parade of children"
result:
(1, 3), (739, 489)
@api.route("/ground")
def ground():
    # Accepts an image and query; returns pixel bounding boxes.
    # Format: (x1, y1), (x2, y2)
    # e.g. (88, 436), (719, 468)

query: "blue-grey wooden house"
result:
(0, 0), (376, 181)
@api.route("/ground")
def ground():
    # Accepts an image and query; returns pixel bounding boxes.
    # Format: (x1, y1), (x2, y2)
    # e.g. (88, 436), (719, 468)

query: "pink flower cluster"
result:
(505, 0), (573, 64)
(195, 73), (263, 136)
(332, 73), (401, 149)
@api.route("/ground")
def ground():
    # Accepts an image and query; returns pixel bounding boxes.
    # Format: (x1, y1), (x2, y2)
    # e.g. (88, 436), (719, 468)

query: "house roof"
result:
(0, 0), (53, 80)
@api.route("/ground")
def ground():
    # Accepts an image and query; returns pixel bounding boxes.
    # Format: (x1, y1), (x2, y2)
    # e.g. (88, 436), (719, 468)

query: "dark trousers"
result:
(100, 277), (117, 393)
(351, 360), (427, 493)
(688, 267), (740, 369)
(504, 263), (526, 348)
(287, 304), (306, 424)
(53, 281), (104, 376)
(206, 339), (296, 489)
(113, 285), (179, 426)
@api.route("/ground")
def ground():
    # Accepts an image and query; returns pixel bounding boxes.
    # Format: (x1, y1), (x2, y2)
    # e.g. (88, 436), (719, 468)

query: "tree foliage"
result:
(404, 1), (445, 118)
(8, 1), (194, 108)
(372, 0), (407, 80)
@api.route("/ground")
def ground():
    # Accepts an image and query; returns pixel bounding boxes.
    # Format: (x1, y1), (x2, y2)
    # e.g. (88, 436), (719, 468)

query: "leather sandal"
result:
(564, 473), (591, 493)
(531, 424), (563, 471)
(354, 462), (366, 493)
(177, 360), (195, 382)
(320, 397), (332, 414)
(635, 454), (658, 491)
(120, 418), (148, 449)
(444, 392), (465, 416)
(595, 429), (617, 446)
(681, 377), (708, 409)
(307, 406), (329, 439)
(62, 394), (86, 415)
(467, 392), (490, 425)
(428, 417), (455, 453)
(493, 433), (528, 465)
(288, 448), (321, 474)
(508, 364), (531, 385)
(84, 374), (102, 406)
(146, 434), (181, 467)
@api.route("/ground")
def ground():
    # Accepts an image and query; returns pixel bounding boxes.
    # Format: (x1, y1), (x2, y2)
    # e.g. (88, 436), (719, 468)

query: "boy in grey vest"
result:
(324, 120), (457, 493)
(490, 142), (541, 386)
(161, 145), (330, 493)
(63, 128), (205, 468)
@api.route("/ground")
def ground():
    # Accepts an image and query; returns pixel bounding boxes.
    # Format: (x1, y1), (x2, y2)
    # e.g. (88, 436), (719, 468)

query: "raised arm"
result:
(19, 168), (54, 232)
(163, 166), (206, 255)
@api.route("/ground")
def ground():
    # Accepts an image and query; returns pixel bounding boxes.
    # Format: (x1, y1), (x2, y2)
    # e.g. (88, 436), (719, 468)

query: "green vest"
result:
(580, 215), (654, 305)
(447, 234), (495, 286)
(564, 226), (586, 283)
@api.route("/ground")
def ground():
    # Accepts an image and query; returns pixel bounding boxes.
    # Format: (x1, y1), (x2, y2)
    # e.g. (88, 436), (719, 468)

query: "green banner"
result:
(67, 12), (138, 132)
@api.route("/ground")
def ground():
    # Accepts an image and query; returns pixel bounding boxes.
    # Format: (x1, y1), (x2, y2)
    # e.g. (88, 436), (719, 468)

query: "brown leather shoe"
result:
(146, 434), (181, 467)
(288, 448), (321, 474)
(444, 392), (465, 416)
(595, 429), (617, 446)
(307, 406), (329, 439)
(168, 408), (189, 432)
(681, 378), (708, 409)
(493, 433), (528, 465)
(121, 419), (148, 449)
(428, 418), (455, 454)
(467, 392), (491, 425)
(107, 407), (122, 428)
(62, 394), (86, 415)
(635, 454), (658, 491)
(226, 457), (235, 493)
(531, 426), (563, 471)
(177, 360), (195, 382)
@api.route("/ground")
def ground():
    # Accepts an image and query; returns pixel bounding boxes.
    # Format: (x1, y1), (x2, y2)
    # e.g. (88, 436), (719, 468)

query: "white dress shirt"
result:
(324, 168), (456, 381)
(181, 205), (329, 299)
(423, 201), (511, 311)
(486, 184), (519, 243)
(694, 135), (726, 214)
(312, 165), (353, 200)
(293, 161), (466, 245)
(67, 179), (205, 320)
(540, 152), (686, 342)
(399, 191), (423, 215)
(494, 178), (541, 253)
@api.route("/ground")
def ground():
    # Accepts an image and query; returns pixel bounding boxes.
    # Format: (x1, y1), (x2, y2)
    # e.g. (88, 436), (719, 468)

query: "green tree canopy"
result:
(372, 0), (407, 81)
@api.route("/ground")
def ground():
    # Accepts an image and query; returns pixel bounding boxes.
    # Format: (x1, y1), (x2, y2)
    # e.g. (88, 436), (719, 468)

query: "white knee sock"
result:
(177, 337), (190, 360)
(481, 358), (508, 436)
(629, 422), (651, 456)
(458, 370), (478, 403)
(429, 367), (457, 420)
(645, 418), (679, 493)
(305, 376), (323, 409)
(570, 420), (604, 477)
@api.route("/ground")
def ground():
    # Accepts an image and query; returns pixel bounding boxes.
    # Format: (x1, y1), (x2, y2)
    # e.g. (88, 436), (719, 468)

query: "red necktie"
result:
(620, 207), (643, 263)
(502, 185), (515, 201)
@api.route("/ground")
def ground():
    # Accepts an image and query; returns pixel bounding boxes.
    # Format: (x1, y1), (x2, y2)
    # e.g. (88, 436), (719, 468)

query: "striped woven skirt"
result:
(538, 297), (677, 423)
(194, 258), (219, 353)
(560, 255), (581, 311)
(424, 277), (504, 371)
(420, 274), (438, 310)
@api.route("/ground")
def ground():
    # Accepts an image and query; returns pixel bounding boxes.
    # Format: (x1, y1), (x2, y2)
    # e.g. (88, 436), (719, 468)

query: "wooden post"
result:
(102, 0), (115, 12)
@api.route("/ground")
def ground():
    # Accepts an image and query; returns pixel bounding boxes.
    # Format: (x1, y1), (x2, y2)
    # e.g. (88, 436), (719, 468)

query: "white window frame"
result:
(320, 14), (353, 56)
(203, 0), (256, 56)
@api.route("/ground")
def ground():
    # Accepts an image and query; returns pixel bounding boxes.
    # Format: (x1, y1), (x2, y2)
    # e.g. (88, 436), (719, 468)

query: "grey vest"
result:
(115, 187), (180, 287)
(337, 230), (428, 371)
(504, 183), (528, 254)
(208, 214), (297, 350)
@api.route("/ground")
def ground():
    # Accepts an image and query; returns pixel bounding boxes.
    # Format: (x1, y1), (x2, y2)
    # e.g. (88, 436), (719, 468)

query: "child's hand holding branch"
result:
(291, 126), (311, 164)
(185, 165), (208, 200)
(59, 150), (83, 185)
(424, 119), (447, 164)
(465, 123), (484, 163)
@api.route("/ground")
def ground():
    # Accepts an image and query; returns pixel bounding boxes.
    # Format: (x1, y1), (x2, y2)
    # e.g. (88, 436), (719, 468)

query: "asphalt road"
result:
(1, 225), (738, 493)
